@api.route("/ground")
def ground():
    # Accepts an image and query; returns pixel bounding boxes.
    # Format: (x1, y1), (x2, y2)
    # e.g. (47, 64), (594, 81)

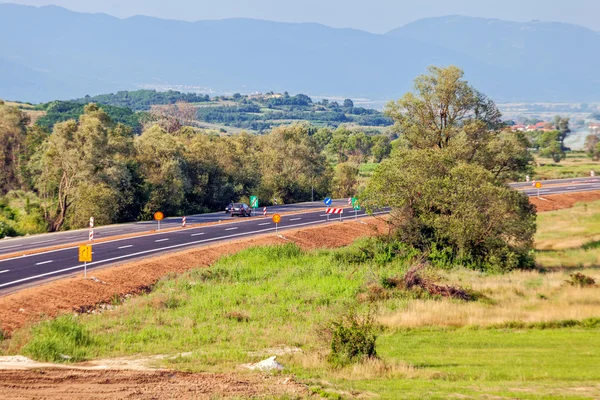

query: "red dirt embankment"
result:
(529, 190), (600, 212)
(0, 218), (388, 335)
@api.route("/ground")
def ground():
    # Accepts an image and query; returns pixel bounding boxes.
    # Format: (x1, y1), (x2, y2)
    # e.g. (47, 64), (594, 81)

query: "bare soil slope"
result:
(0, 369), (307, 399)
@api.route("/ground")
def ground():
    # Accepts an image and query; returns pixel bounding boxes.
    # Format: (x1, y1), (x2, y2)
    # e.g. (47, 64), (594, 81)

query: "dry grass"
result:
(379, 268), (600, 329)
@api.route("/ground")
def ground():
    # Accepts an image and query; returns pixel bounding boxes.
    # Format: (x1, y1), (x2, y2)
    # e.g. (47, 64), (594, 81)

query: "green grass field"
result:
(534, 152), (600, 180)
(4, 201), (600, 398)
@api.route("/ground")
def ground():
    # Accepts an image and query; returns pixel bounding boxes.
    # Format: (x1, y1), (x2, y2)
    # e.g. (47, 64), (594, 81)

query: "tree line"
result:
(0, 99), (390, 237)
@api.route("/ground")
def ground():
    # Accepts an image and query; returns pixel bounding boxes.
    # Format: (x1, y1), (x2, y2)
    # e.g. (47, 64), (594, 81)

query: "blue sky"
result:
(0, 0), (597, 33)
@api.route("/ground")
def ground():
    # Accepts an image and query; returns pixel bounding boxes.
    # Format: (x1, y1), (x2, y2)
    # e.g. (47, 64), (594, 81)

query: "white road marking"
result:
(0, 244), (23, 250)
(32, 239), (56, 245)
(118, 245), (133, 249)
(225, 227), (238, 231)
(319, 214), (328, 217)
(289, 218), (302, 221)
(0, 270), (9, 274)
(191, 233), (205, 237)
(155, 238), (169, 242)
(258, 223), (270, 226)
(35, 260), (53, 266)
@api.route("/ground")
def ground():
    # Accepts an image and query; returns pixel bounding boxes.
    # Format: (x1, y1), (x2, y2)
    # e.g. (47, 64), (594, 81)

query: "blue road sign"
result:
(324, 197), (332, 206)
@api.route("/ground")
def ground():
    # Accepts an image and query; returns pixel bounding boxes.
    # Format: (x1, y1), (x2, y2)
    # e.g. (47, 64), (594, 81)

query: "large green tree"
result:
(365, 66), (536, 271)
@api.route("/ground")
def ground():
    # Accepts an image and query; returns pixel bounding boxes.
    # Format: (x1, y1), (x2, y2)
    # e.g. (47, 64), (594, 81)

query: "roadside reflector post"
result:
(154, 211), (164, 231)
(272, 214), (281, 235)
(182, 216), (187, 228)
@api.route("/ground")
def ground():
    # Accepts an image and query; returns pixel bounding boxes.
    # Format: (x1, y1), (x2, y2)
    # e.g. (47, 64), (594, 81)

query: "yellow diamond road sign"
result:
(79, 244), (92, 263)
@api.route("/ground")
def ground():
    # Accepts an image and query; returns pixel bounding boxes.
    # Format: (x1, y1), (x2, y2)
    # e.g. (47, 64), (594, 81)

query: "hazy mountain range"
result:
(1, 4), (599, 103)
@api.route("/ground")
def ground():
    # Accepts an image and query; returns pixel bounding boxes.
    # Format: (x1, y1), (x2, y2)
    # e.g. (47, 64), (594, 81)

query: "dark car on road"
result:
(228, 203), (252, 217)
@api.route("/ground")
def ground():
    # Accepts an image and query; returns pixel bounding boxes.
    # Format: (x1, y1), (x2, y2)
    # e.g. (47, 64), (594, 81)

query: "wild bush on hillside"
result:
(567, 273), (596, 288)
(328, 311), (378, 366)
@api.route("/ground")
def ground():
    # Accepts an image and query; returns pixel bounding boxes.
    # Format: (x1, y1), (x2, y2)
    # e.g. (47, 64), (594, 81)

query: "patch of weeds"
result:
(225, 311), (250, 323)
(110, 293), (123, 306)
(162, 296), (185, 310)
(23, 315), (94, 362)
(309, 387), (344, 400)
(537, 293), (549, 300)
(567, 273), (596, 287)
(582, 240), (600, 251)
(327, 310), (378, 367)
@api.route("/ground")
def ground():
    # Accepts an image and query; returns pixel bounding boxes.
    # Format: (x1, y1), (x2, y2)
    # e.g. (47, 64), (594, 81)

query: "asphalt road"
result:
(515, 179), (600, 196)
(0, 199), (349, 257)
(0, 205), (378, 292)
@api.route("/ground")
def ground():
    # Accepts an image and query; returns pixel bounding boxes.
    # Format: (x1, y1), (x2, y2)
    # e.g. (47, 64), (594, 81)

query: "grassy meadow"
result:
(534, 152), (600, 180)
(3, 200), (600, 398)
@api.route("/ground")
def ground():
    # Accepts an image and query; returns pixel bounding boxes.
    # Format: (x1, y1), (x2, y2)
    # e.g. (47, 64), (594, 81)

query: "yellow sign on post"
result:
(79, 245), (92, 262)
(79, 244), (92, 279)
(535, 182), (542, 189)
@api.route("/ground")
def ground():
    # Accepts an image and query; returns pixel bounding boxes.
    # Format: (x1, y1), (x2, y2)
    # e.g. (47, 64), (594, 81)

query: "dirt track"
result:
(0, 368), (308, 399)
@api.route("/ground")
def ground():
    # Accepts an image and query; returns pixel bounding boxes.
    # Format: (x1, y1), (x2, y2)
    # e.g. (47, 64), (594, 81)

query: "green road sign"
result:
(352, 197), (360, 210)
(250, 196), (259, 208)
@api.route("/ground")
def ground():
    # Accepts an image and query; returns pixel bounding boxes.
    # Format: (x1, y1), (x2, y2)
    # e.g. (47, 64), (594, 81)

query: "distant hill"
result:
(0, 4), (599, 103)
(386, 16), (600, 102)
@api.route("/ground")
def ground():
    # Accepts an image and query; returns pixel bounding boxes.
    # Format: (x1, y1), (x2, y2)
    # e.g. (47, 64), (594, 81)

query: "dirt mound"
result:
(0, 369), (307, 399)
(530, 191), (600, 212)
(0, 218), (387, 335)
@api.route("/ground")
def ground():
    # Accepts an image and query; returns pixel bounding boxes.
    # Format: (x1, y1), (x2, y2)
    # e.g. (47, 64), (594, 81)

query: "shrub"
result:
(567, 273), (596, 287)
(328, 311), (377, 366)
(23, 316), (95, 362)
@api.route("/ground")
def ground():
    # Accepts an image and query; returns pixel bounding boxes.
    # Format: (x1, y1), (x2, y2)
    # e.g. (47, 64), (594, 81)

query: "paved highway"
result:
(0, 205), (379, 292)
(0, 199), (349, 257)
(514, 178), (600, 196)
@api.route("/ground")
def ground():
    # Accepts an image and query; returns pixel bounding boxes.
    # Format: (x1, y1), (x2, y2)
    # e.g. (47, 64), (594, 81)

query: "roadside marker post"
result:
(263, 207), (267, 217)
(182, 216), (187, 228)
(324, 198), (333, 222)
(250, 196), (259, 217)
(348, 198), (352, 206)
(89, 217), (94, 229)
(272, 214), (281, 235)
(89, 228), (94, 242)
(535, 182), (542, 198)
(352, 197), (360, 219)
(154, 211), (164, 231)
(79, 244), (92, 279)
